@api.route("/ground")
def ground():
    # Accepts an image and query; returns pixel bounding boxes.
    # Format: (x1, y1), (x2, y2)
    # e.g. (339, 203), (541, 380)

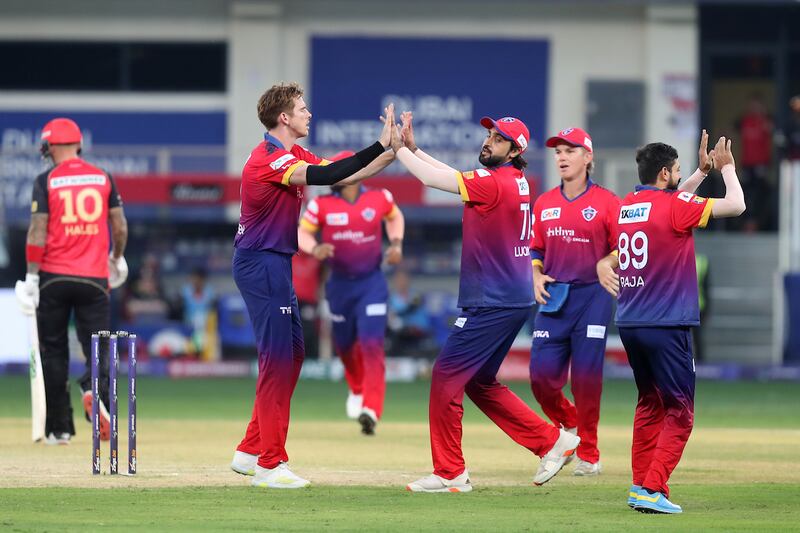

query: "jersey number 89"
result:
(618, 231), (648, 271)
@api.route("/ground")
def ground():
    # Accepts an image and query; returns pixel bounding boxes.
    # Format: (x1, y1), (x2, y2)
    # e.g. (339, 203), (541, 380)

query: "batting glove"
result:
(108, 254), (129, 289)
(14, 273), (40, 315)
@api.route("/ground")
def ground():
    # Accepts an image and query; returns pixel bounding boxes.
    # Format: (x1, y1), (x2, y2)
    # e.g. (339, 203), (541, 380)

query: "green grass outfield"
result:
(1, 376), (799, 531)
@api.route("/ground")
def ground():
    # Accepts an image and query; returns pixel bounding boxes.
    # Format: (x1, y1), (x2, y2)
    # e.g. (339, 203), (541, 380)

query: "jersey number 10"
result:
(58, 189), (103, 224)
(618, 231), (649, 270)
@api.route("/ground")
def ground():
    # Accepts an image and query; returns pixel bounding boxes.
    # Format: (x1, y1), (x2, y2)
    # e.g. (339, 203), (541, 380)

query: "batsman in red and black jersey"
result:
(16, 118), (129, 445)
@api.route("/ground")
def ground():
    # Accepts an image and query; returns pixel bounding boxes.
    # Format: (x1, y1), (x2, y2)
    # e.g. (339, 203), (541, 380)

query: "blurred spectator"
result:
(736, 94), (774, 232)
(292, 251), (322, 359)
(181, 267), (216, 357)
(784, 95), (800, 161)
(387, 269), (433, 356)
(123, 254), (169, 322)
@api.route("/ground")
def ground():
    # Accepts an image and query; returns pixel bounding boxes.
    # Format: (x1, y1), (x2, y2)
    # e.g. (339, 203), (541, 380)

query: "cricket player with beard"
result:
(597, 134), (745, 513)
(394, 112), (579, 493)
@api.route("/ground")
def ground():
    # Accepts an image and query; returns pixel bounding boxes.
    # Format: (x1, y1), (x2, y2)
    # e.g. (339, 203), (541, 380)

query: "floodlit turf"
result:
(1, 375), (799, 531)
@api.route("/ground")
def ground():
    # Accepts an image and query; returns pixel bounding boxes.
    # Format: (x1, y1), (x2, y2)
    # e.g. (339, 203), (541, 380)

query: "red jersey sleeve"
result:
(255, 149), (305, 186)
(291, 144), (331, 166)
(456, 168), (499, 206)
(530, 196), (546, 260)
(604, 192), (622, 251)
(670, 190), (715, 233)
(381, 188), (399, 219)
(300, 197), (323, 232)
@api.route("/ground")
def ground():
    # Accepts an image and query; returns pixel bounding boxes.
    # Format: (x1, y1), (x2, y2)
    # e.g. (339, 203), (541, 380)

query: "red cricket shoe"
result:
(82, 390), (111, 441)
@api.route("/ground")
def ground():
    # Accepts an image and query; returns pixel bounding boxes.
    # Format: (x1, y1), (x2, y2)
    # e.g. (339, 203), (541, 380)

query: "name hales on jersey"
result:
(618, 202), (652, 224)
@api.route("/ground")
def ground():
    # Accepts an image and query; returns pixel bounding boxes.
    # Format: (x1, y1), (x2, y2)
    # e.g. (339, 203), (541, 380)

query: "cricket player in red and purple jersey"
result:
(597, 133), (745, 513)
(529, 127), (620, 476)
(228, 83), (395, 489)
(298, 150), (403, 436)
(394, 112), (579, 493)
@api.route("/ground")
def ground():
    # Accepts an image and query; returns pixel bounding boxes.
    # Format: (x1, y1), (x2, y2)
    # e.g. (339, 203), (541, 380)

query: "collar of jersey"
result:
(635, 184), (662, 192)
(560, 178), (594, 202)
(484, 162), (514, 170)
(332, 185), (366, 203)
(264, 133), (285, 150)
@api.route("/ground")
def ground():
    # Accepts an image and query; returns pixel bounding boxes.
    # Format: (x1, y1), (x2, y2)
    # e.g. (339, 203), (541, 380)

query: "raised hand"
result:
(379, 103), (395, 149)
(390, 123), (404, 153)
(400, 111), (418, 151)
(698, 129), (714, 174)
(712, 136), (735, 169)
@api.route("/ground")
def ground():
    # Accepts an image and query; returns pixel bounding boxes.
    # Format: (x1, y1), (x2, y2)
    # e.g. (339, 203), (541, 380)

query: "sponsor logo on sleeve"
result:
(462, 171), (475, 180)
(541, 207), (561, 221)
(326, 212), (349, 226)
(382, 189), (394, 203)
(476, 168), (491, 177)
(454, 317), (467, 328)
(691, 196), (706, 204)
(618, 202), (652, 224)
(516, 177), (529, 195)
(581, 206), (597, 221)
(677, 191), (693, 203)
(269, 154), (295, 170)
(306, 199), (319, 214)
(586, 325), (606, 339)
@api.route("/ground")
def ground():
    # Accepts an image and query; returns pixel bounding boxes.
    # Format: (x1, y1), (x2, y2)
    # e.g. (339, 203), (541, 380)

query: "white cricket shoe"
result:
(573, 459), (602, 476)
(533, 429), (580, 486)
(563, 426), (577, 466)
(346, 392), (363, 419)
(251, 463), (310, 489)
(44, 432), (71, 445)
(230, 450), (258, 476)
(406, 470), (472, 493)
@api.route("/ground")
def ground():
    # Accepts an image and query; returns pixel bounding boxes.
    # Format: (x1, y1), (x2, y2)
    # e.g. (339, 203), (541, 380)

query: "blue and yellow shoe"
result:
(634, 489), (683, 514)
(628, 485), (642, 508)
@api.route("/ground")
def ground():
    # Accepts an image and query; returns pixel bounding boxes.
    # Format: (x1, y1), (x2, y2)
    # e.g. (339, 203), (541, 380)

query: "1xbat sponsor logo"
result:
(619, 203), (652, 224)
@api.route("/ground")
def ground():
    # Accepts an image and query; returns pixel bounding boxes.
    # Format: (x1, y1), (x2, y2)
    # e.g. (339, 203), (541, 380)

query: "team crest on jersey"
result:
(361, 207), (376, 221)
(541, 207), (561, 221)
(326, 212), (349, 226)
(581, 206), (597, 221)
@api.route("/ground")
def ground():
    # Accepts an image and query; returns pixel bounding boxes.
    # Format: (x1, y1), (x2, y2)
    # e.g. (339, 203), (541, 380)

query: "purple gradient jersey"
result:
(300, 187), (398, 277)
(614, 186), (714, 326)
(234, 134), (328, 253)
(455, 164), (534, 308)
(530, 181), (620, 283)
